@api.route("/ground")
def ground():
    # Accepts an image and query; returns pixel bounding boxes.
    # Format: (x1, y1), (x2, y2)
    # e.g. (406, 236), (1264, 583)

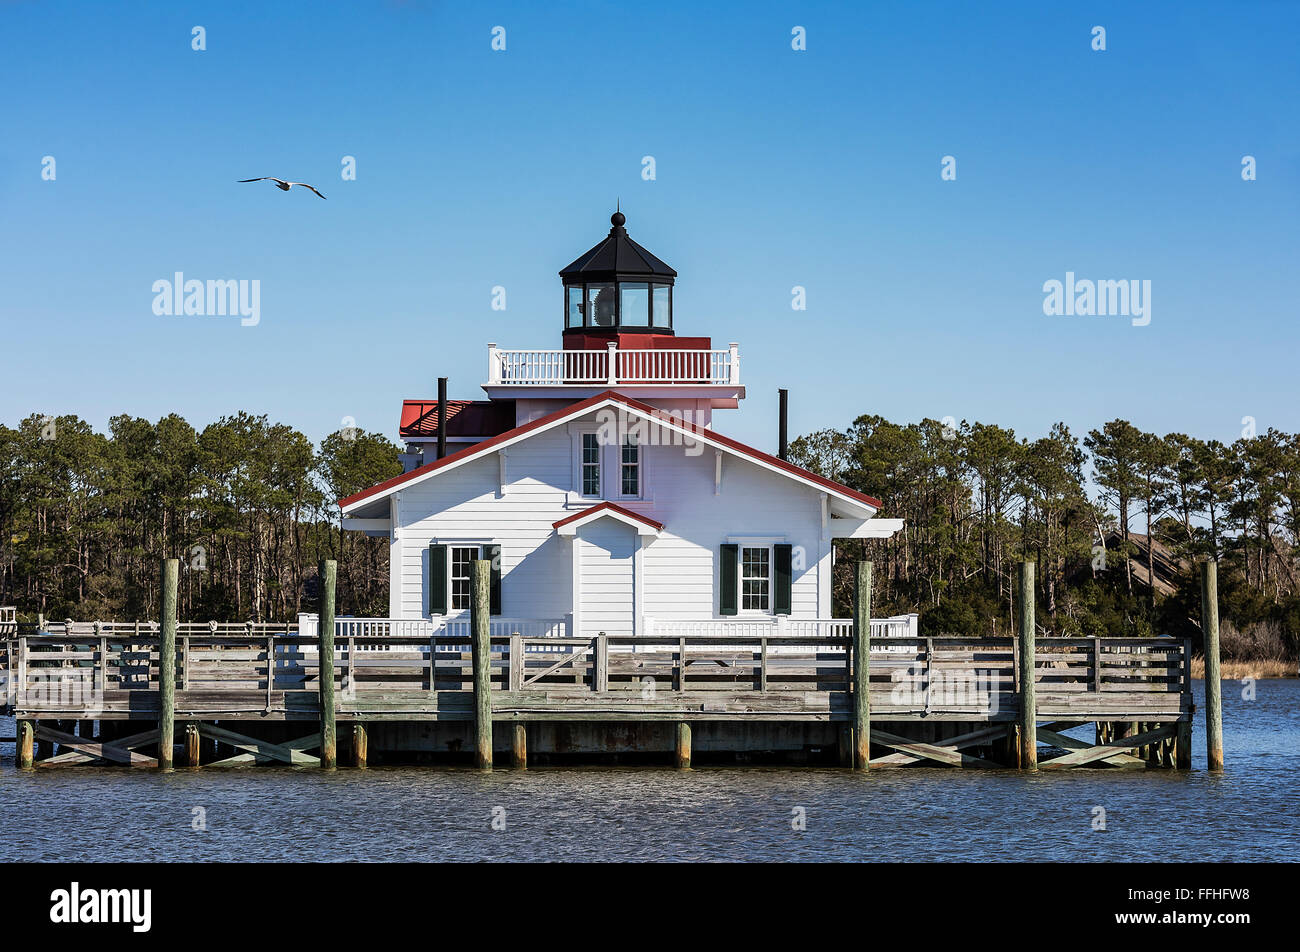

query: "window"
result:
(567, 286), (585, 328)
(620, 436), (639, 496)
(449, 546), (478, 611)
(652, 283), (671, 328)
(581, 432), (601, 497)
(619, 282), (650, 326)
(587, 283), (615, 327)
(741, 546), (770, 612)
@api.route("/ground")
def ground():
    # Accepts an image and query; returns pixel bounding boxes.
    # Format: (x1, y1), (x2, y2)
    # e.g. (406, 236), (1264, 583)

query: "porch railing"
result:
(644, 615), (918, 652)
(0, 629), (1191, 718)
(487, 342), (740, 387)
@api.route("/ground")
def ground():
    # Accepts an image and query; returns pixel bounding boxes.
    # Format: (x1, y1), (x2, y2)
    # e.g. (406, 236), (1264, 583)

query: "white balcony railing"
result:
(643, 615), (919, 652)
(486, 342), (740, 387)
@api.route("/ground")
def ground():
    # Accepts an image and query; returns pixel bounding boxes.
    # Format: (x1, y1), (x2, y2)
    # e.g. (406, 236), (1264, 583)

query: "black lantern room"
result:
(560, 210), (676, 335)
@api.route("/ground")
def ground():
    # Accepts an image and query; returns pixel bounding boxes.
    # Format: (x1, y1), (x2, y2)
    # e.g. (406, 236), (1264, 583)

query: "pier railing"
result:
(0, 628), (1192, 721)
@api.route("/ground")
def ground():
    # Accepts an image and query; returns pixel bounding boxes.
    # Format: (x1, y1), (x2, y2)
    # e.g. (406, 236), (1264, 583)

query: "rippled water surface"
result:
(3, 679), (1297, 861)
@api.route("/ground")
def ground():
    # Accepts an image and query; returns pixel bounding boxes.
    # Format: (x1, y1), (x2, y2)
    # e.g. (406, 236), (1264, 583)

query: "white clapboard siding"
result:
(578, 521), (636, 635)
(392, 406), (834, 622)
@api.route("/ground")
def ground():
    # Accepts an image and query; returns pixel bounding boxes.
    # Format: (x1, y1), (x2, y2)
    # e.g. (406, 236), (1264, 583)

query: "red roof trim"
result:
(339, 392), (612, 509)
(553, 502), (665, 532)
(339, 390), (883, 511)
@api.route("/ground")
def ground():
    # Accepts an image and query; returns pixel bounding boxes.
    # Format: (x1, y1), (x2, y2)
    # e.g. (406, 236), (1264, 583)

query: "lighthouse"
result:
(341, 211), (899, 632)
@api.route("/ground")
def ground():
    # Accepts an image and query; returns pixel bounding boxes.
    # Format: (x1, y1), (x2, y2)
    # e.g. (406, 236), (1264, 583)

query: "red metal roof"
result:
(340, 391), (883, 512)
(399, 399), (515, 439)
(553, 502), (665, 533)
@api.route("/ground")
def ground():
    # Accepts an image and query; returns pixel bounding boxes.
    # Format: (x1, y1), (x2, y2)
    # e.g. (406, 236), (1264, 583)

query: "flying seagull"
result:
(237, 177), (327, 200)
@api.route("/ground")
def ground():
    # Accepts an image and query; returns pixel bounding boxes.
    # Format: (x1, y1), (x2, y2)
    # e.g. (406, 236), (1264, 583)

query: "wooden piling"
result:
(318, 559), (337, 769)
(675, 721), (692, 768)
(471, 559), (493, 770)
(1017, 561), (1037, 769)
(185, 722), (201, 767)
(17, 719), (33, 769)
(1176, 638), (1193, 768)
(512, 723), (527, 768)
(158, 558), (178, 769)
(1201, 560), (1223, 771)
(852, 561), (872, 769)
(352, 723), (368, 768)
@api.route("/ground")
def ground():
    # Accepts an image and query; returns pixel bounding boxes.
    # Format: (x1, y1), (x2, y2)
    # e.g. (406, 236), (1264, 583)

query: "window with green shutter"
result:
(430, 542), (501, 616)
(428, 543), (448, 616)
(774, 544), (793, 615)
(719, 543), (738, 616)
(485, 543), (502, 615)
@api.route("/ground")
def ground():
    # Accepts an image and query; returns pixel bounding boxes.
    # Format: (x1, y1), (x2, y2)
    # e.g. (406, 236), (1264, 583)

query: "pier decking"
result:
(1, 618), (1194, 769)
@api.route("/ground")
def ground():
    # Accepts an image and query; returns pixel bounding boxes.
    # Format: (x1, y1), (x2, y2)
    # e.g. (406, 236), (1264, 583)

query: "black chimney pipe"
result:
(778, 389), (789, 461)
(437, 377), (448, 460)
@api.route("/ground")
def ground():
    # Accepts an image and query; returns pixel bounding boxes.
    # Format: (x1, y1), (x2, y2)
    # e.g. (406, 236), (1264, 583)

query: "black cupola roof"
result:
(559, 210), (677, 285)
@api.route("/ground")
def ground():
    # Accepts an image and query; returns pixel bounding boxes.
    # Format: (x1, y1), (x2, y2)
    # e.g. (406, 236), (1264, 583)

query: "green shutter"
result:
(485, 544), (502, 615)
(719, 543), (738, 616)
(429, 543), (447, 616)
(774, 544), (793, 615)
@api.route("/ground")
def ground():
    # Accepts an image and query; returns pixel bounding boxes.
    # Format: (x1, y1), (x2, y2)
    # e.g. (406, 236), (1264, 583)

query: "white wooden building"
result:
(339, 211), (906, 640)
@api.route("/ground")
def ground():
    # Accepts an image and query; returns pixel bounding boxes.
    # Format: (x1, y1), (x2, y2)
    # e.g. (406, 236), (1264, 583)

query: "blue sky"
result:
(1, 0), (1296, 455)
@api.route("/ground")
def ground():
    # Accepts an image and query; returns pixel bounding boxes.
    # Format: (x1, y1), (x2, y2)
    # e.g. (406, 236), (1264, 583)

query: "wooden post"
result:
(675, 721), (691, 768)
(1176, 636), (1193, 768)
(1201, 560), (1223, 771)
(36, 721), (53, 761)
(158, 558), (178, 769)
(17, 719), (33, 769)
(318, 559), (337, 769)
(471, 559), (493, 770)
(512, 723), (527, 769)
(1017, 561), (1037, 769)
(837, 725), (852, 767)
(508, 634), (523, 691)
(594, 633), (609, 692)
(185, 721), (201, 767)
(852, 561), (872, 769)
(352, 723), (368, 768)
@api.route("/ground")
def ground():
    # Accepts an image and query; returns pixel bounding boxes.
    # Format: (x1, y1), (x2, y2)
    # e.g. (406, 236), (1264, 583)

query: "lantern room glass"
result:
(566, 286), (584, 328)
(620, 282), (650, 326)
(565, 281), (672, 330)
(652, 284), (671, 329)
(587, 283), (615, 327)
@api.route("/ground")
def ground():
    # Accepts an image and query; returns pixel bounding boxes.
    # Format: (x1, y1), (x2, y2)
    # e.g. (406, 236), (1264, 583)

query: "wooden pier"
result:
(0, 560), (1209, 770)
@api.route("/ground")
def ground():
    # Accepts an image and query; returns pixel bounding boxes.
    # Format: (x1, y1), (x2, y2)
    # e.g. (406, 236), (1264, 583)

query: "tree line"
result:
(1, 408), (1297, 662)
(792, 416), (1299, 662)
(0, 413), (401, 623)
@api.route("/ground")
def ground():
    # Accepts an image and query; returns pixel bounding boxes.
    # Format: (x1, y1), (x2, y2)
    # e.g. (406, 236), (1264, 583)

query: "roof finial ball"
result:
(611, 209), (626, 228)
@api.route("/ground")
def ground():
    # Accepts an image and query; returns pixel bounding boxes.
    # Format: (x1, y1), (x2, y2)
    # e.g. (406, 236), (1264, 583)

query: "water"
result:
(2, 679), (1297, 861)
